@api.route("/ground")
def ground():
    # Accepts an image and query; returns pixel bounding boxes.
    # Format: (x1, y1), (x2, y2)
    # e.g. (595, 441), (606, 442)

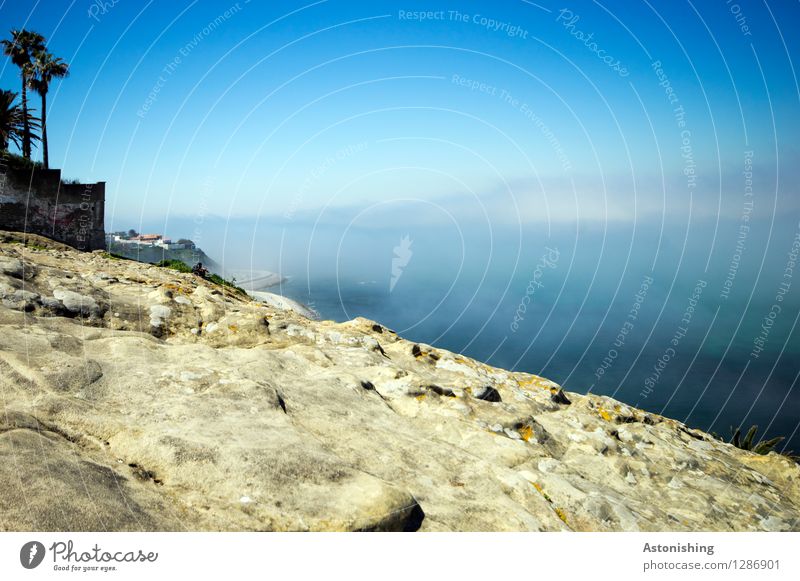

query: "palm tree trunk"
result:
(41, 91), (48, 169)
(21, 73), (30, 159)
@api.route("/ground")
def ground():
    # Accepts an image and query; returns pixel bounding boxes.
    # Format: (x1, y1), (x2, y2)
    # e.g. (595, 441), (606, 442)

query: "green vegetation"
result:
(8, 238), (48, 250)
(155, 259), (192, 273)
(99, 251), (129, 261)
(2, 29), (45, 159)
(0, 149), (41, 171)
(0, 89), (40, 152)
(709, 424), (797, 462)
(729, 425), (786, 455)
(1, 28), (69, 168)
(155, 259), (246, 296)
(28, 50), (69, 169)
(208, 273), (246, 295)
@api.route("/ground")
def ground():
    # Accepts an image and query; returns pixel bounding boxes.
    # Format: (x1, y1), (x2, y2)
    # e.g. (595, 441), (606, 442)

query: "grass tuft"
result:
(155, 259), (247, 296)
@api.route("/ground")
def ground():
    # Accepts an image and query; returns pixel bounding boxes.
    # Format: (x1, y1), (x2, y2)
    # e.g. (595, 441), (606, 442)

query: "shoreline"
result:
(247, 289), (319, 320)
(214, 267), (287, 291)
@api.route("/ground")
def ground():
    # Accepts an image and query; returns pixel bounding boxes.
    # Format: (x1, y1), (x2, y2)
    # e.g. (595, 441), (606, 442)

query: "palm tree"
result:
(1, 29), (45, 159)
(0, 89), (40, 152)
(29, 50), (69, 169)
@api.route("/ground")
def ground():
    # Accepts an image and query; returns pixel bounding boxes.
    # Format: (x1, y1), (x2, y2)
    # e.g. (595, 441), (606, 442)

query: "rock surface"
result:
(1, 231), (799, 532)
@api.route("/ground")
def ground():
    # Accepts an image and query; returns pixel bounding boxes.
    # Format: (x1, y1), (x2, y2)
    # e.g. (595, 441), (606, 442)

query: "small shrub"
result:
(1, 151), (42, 171)
(156, 259), (246, 295)
(99, 251), (128, 261)
(155, 259), (192, 273)
(208, 273), (247, 296)
(729, 425), (784, 455)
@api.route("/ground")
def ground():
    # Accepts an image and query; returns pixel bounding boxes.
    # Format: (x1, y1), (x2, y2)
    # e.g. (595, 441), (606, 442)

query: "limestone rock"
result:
(0, 256), (25, 278)
(53, 288), (104, 318)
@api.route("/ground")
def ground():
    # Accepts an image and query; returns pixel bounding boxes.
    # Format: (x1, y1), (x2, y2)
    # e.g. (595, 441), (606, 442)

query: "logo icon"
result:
(20, 541), (46, 569)
(390, 235), (413, 292)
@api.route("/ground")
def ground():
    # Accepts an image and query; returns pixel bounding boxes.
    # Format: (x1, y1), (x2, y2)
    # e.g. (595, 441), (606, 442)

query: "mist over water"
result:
(149, 211), (800, 452)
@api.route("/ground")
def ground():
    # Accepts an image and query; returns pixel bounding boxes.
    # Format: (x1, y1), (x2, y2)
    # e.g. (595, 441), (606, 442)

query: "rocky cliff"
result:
(1, 230), (799, 532)
(106, 240), (217, 270)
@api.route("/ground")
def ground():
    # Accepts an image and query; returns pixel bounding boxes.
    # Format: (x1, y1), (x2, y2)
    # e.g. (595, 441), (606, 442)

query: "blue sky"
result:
(1, 0), (798, 231)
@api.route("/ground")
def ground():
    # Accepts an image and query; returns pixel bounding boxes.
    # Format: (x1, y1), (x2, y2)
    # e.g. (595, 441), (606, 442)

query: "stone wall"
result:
(0, 157), (105, 251)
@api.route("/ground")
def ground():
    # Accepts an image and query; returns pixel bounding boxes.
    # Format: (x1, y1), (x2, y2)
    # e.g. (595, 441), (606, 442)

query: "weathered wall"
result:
(0, 159), (105, 251)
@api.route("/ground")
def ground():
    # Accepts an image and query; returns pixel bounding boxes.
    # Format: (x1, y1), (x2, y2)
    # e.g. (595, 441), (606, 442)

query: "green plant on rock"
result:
(155, 259), (192, 273)
(208, 273), (247, 296)
(99, 251), (127, 261)
(156, 259), (246, 295)
(729, 425), (784, 455)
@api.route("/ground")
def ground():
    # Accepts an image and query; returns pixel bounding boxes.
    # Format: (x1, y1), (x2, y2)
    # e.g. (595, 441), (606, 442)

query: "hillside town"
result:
(106, 230), (197, 251)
